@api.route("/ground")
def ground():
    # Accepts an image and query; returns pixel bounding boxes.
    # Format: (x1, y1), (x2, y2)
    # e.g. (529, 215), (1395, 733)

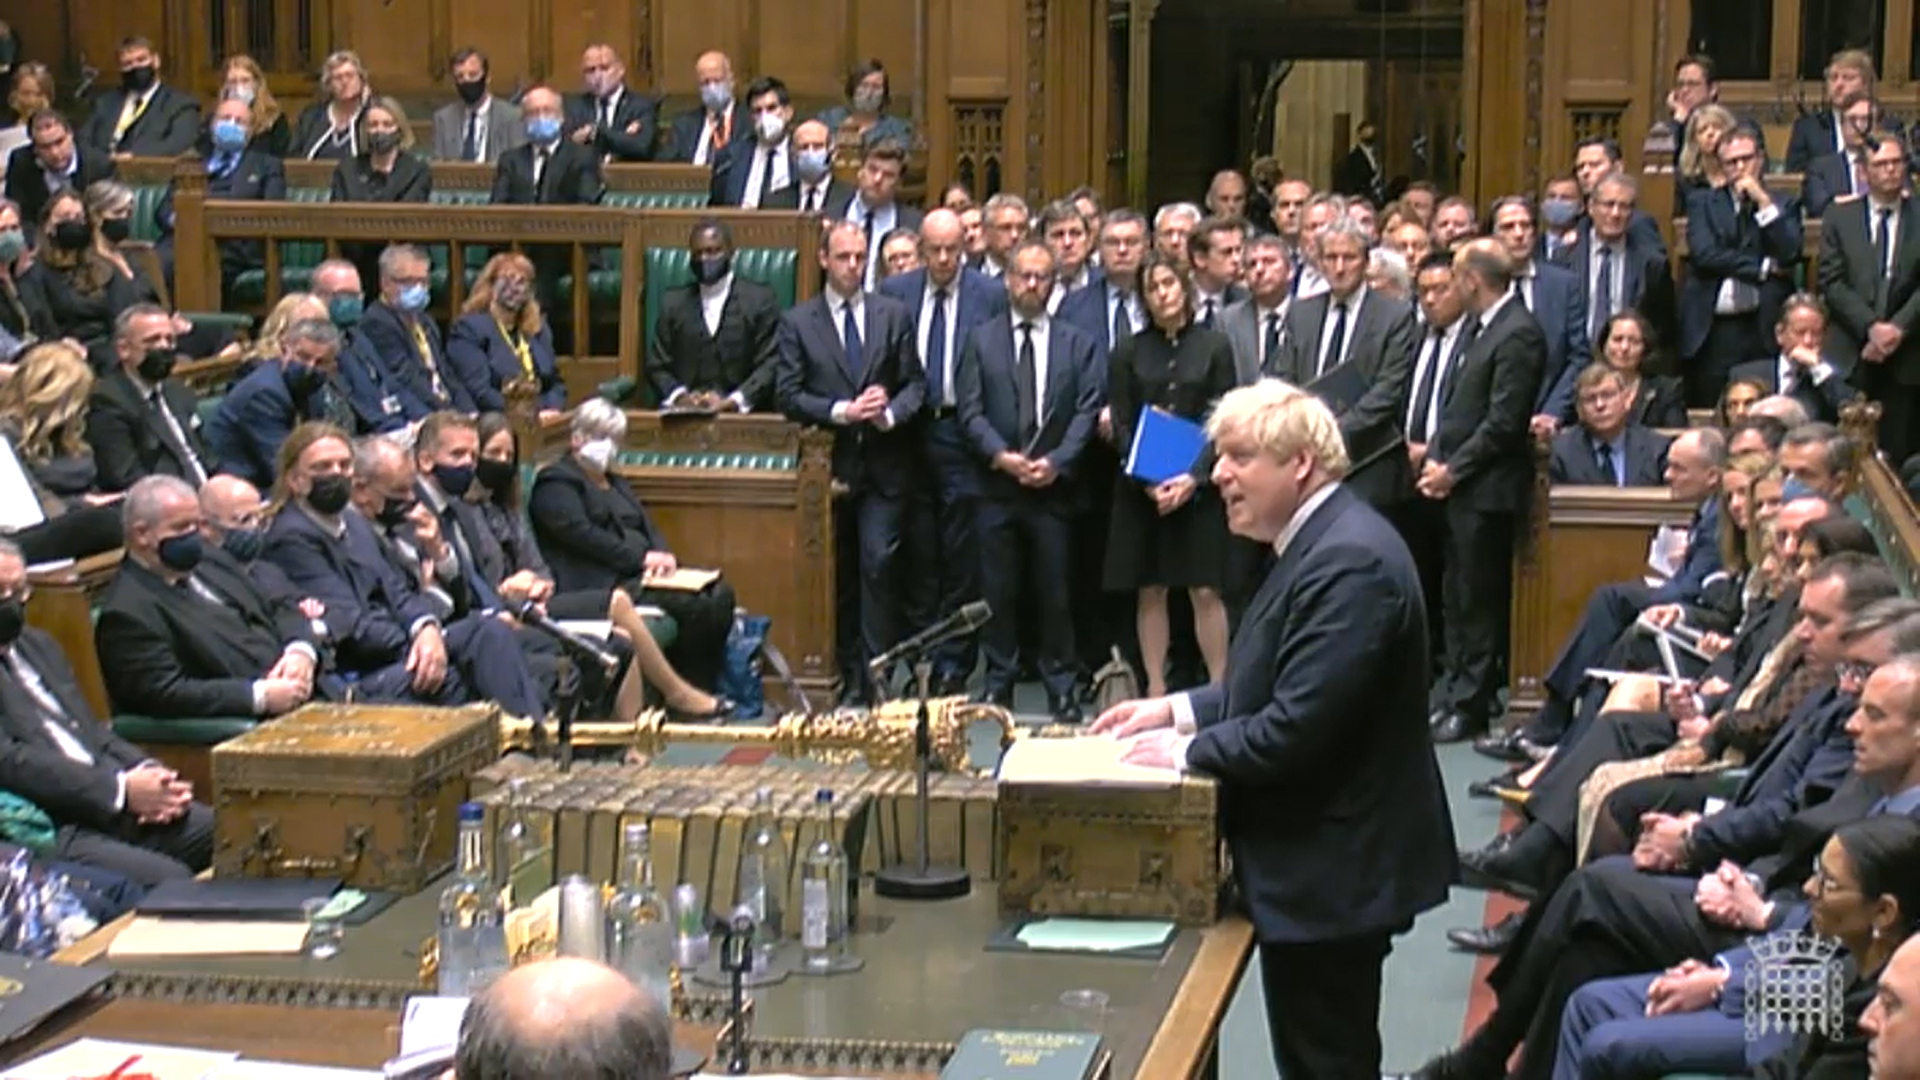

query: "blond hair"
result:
(249, 292), (327, 364)
(1205, 378), (1349, 479)
(0, 340), (94, 463)
(1679, 104), (1738, 182)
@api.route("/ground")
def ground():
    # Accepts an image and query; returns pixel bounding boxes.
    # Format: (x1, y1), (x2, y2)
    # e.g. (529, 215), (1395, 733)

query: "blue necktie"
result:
(925, 289), (949, 404)
(1111, 290), (1131, 349)
(209, 152), (237, 180)
(842, 301), (865, 381)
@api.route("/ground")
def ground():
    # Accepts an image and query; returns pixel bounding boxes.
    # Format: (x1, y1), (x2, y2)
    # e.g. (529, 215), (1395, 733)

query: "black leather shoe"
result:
(1471, 728), (1530, 763)
(1445, 911), (1524, 954)
(1429, 710), (1483, 744)
(668, 696), (736, 723)
(1049, 697), (1084, 725)
(1466, 771), (1522, 800)
(1383, 1048), (1491, 1080)
(1458, 840), (1540, 901)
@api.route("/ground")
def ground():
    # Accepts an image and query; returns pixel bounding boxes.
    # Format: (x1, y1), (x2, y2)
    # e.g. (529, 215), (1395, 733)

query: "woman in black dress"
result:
(14, 187), (140, 369)
(528, 399), (739, 694)
(331, 96), (431, 290)
(1595, 309), (1688, 428)
(290, 50), (371, 162)
(1103, 251), (1236, 697)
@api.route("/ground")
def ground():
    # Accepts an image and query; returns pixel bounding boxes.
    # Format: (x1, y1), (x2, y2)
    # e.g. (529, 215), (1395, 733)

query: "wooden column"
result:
(1459, 0), (1537, 208)
(1125, 0), (1158, 209)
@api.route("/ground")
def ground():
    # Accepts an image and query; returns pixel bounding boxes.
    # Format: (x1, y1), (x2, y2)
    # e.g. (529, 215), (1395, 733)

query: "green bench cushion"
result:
(615, 449), (796, 470)
(114, 714), (259, 745)
(131, 184), (169, 243)
(641, 246), (799, 344)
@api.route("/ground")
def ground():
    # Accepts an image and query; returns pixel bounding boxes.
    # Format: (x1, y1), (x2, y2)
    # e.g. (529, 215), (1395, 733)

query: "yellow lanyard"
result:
(115, 95), (149, 142)
(410, 321), (446, 395)
(497, 317), (534, 377)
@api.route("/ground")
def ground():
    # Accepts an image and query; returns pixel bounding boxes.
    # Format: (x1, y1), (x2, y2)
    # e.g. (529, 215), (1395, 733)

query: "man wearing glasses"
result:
(1676, 128), (1805, 408)
(1548, 364), (1671, 487)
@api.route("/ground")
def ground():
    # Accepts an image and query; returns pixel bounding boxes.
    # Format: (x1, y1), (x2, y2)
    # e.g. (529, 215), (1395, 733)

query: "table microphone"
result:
(514, 599), (622, 673)
(867, 600), (992, 676)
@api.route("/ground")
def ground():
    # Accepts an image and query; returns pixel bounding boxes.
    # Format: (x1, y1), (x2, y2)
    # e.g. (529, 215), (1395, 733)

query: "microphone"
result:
(868, 600), (992, 675)
(515, 599), (621, 673)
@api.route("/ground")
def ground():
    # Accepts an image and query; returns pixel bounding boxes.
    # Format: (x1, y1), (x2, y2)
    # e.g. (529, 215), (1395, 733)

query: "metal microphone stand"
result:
(721, 909), (755, 1074)
(553, 656), (578, 773)
(871, 656), (970, 900)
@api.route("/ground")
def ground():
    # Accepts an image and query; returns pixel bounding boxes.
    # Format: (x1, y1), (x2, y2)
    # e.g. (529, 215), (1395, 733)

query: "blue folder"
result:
(1124, 406), (1207, 484)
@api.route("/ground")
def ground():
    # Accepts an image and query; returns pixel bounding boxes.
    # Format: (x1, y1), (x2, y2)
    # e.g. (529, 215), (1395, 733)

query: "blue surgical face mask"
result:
(1541, 198), (1580, 229)
(1782, 476), (1818, 503)
(327, 294), (363, 328)
(526, 115), (562, 144)
(795, 148), (830, 183)
(396, 283), (430, 313)
(210, 119), (249, 153)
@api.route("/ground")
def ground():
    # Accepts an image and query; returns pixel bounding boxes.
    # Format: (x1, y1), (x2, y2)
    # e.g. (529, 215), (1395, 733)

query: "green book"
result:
(940, 1029), (1104, 1080)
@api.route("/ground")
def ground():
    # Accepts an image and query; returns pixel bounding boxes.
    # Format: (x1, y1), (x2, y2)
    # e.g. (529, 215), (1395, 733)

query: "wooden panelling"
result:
(755, 0), (852, 102)
(545, 1), (638, 92)
(951, 0), (1016, 86)
(68, 0), (167, 74)
(657, 0), (745, 92)
(450, 0), (534, 89)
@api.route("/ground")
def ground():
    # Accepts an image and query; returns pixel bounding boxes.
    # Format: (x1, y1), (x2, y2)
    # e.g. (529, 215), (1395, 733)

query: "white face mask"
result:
(579, 437), (616, 470)
(756, 111), (787, 145)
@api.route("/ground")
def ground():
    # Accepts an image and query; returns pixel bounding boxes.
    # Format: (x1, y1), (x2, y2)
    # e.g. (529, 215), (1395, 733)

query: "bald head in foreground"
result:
(455, 959), (672, 1080)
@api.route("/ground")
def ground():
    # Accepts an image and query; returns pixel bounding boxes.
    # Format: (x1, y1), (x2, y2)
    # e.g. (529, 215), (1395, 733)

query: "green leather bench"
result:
(227, 187), (331, 305)
(554, 190), (713, 306)
(598, 244), (802, 405)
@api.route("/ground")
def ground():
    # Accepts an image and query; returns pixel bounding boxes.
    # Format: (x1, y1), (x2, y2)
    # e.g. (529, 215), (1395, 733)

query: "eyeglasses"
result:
(1813, 860), (1856, 898)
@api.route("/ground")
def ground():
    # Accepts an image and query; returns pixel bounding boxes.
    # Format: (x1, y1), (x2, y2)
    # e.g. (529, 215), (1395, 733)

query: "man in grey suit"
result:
(432, 48), (526, 164)
(1219, 233), (1296, 386)
(1274, 219), (1417, 510)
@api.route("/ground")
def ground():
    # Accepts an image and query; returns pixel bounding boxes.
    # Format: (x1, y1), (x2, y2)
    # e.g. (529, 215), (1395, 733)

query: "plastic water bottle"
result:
(735, 787), (787, 951)
(437, 802), (510, 995)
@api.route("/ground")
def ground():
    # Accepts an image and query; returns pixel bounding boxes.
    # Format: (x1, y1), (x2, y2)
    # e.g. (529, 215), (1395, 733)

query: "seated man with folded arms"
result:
(1548, 364), (1671, 486)
(261, 421), (547, 719)
(0, 537), (213, 887)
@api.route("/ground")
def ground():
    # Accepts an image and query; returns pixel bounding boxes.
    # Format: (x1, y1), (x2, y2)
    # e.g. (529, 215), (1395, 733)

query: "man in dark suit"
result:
(155, 97), (284, 294)
(86, 304), (212, 493)
(645, 219), (781, 411)
(430, 47), (525, 164)
(312, 260), (431, 432)
(206, 319), (361, 489)
(954, 240), (1099, 722)
(879, 209), (1007, 696)
(774, 220), (926, 703)
(1218, 234), (1294, 386)
(491, 86), (606, 206)
(1786, 47), (1878, 172)
(668, 50), (739, 166)
(262, 423), (548, 719)
(1801, 91), (1875, 218)
(1726, 294), (1861, 424)
(94, 475), (322, 720)
(1419, 241), (1547, 743)
(1489, 196), (1591, 435)
(565, 44), (658, 162)
(1818, 129), (1920, 465)
(4, 110), (116, 241)
(1402, 600), (1914, 1080)
(1568, 137), (1670, 260)
(1548, 364), (1672, 485)
(1274, 218), (1418, 511)
(759, 119), (848, 215)
(1038, 198), (1102, 313)
(840, 142), (924, 289)
(1555, 171), (1679, 362)
(1333, 120), (1386, 205)
(79, 37), (200, 158)
(0, 538), (213, 887)
(1095, 379), (1454, 1079)
(709, 76), (793, 209)
(1188, 216), (1249, 327)
(1679, 129), (1804, 407)
(358, 244), (475, 415)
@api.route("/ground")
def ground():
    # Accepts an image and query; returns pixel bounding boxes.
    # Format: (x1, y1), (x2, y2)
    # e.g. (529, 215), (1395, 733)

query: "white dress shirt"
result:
(848, 197), (900, 288)
(1776, 352), (1836, 392)
(918, 282), (961, 406)
(793, 177), (831, 214)
(825, 290), (894, 429)
(1107, 283), (1145, 347)
(130, 371), (209, 485)
(1588, 237), (1626, 321)
(1314, 287), (1369, 375)
(1167, 481), (1345, 766)
(1255, 301), (1290, 371)
(692, 102), (736, 166)
(1406, 314), (1468, 440)
(741, 136), (791, 208)
(1870, 197), (1904, 276)
(663, 273), (752, 412)
(464, 97), (493, 161)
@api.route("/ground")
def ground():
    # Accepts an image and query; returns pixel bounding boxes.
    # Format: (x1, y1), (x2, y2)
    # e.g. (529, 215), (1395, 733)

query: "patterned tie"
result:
(710, 112), (730, 153)
(926, 289), (950, 405)
(208, 152), (238, 181)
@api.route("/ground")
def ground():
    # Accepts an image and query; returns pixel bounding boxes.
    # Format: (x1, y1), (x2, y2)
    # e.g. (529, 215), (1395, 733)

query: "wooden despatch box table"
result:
(211, 704), (500, 893)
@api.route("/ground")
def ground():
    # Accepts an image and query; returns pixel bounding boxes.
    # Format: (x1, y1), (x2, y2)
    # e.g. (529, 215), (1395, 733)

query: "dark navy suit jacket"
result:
(1183, 485), (1455, 943)
(1548, 424), (1671, 486)
(445, 311), (566, 412)
(1554, 227), (1679, 353)
(773, 291), (927, 496)
(262, 504), (440, 671)
(1652, 498), (1723, 606)
(204, 363), (328, 489)
(1687, 685), (1858, 866)
(953, 315), (1102, 501)
(707, 134), (794, 206)
(1725, 357), (1858, 424)
(337, 328), (427, 431)
(1527, 260), (1591, 420)
(1679, 185), (1804, 362)
(877, 266), (1008, 403)
(357, 301), (477, 414)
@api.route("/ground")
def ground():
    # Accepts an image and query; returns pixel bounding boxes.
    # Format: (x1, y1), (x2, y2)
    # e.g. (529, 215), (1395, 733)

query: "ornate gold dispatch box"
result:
(211, 703), (501, 893)
(997, 761), (1220, 927)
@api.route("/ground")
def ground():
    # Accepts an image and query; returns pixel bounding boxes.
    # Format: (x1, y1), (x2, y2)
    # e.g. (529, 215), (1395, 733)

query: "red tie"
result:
(711, 113), (730, 152)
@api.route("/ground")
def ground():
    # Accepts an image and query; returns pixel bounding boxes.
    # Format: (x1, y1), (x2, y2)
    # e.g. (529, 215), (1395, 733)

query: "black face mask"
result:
(221, 526), (263, 563)
(137, 347), (175, 383)
(306, 474), (352, 516)
(376, 496), (416, 528)
(100, 218), (131, 244)
(121, 65), (157, 95)
(284, 361), (327, 397)
(0, 598), (24, 647)
(367, 130), (402, 155)
(475, 458), (516, 497)
(693, 253), (732, 287)
(431, 463), (474, 498)
(157, 531), (203, 572)
(49, 221), (91, 251)
(455, 79), (487, 105)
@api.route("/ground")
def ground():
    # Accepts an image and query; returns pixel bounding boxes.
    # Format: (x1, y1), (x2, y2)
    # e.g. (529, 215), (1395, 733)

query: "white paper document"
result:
(3, 1038), (238, 1079)
(399, 995), (473, 1059)
(997, 735), (1181, 789)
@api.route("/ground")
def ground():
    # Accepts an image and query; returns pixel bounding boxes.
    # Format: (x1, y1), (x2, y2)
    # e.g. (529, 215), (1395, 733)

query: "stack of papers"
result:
(997, 736), (1180, 789)
(105, 917), (309, 959)
(1015, 918), (1175, 953)
(3, 1040), (379, 1079)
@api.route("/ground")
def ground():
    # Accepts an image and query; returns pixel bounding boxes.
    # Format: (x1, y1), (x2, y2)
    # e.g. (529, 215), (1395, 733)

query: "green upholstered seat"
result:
(548, 189), (713, 305)
(130, 185), (170, 243)
(227, 187), (330, 305)
(196, 394), (225, 427)
(591, 247), (802, 406)
(1707, 768), (1748, 799)
(614, 448), (796, 471)
(113, 714), (259, 745)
